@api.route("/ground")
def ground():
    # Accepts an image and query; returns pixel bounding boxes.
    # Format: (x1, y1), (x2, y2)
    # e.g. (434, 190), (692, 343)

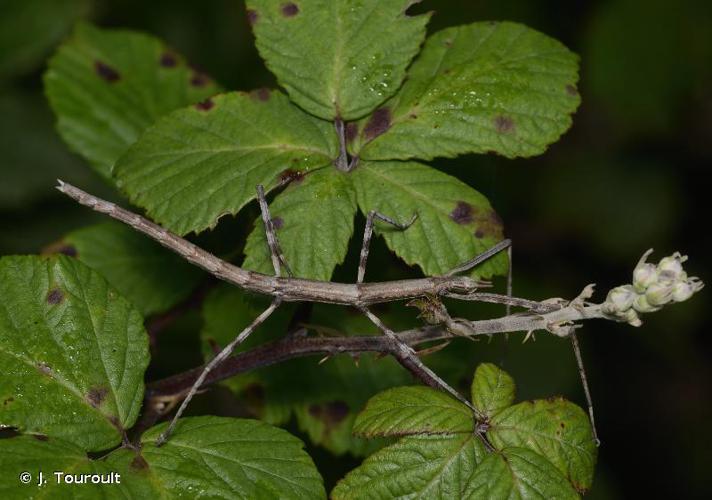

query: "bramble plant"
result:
(0, 1), (704, 498)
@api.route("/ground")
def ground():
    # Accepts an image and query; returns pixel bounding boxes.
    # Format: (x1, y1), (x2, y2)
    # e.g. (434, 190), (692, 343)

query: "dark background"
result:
(1, 0), (710, 497)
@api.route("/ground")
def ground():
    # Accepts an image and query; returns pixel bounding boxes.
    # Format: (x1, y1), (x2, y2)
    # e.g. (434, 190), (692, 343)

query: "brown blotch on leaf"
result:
(473, 209), (504, 239)
(33, 434), (49, 442)
(87, 387), (109, 407)
(160, 52), (178, 68)
(195, 98), (214, 111)
(272, 217), (284, 230)
(450, 201), (474, 225)
(281, 2), (299, 16)
(190, 73), (209, 87)
(344, 122), (358, 143)
(474, 229), (485, 239)
(444, 39), (453, 47)
(46, 288), (64, 305)
(363, 107), (391, 141)
(42, 241), (78, 257)
(94, 61), (120, 82)
(565, 84), (579, 97)
(251, 87), (271, 101)
(279, 168), (305, 185)
(325, 401), (349, 424)
(130, 455), (149, 470)
(246, 8), (259, 26)
(3, 397), (14, 406)
(494, 115), (515, 133)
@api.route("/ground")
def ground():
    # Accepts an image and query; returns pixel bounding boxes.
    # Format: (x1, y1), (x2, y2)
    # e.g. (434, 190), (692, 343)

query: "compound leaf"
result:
(471, 362), (516, 419)
(57, 221), (203, 316)
(354, 21), (580, 160)
(246, 0), (430, 120)
(332, 434), (488, 499)
(139, 417), (325, 499)
(114, 90), (337, 235)
(44, 23), (221, 179)
(488, 398), (597, 492)
(0, 255), (149, 451)
(464, 447), (579, 499)
(352, 161), (507, 278)
(243, 168), (357, 280)
(353, 386), (473, 438)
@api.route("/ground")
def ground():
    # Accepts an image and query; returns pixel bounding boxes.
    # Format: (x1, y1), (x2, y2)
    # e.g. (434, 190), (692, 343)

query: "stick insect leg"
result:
(506, 244), (513, 316)
(445, 239), (512, 277)
(357, 210), (417, 284)
(156, 298), (281, 446)
(256, 184), (293, 278)
(570, 331), (600, 446)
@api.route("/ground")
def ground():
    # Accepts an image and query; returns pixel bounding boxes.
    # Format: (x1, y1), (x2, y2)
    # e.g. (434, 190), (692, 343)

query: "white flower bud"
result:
(622, 308), (642, 327)
(633, 294), (661, 313)
(646, 281), (675, 306)
(605, 285), (636, 312)
(658, 253), (687, 278)
(633, 263), (658, 292)
(672, 277), (704, 302)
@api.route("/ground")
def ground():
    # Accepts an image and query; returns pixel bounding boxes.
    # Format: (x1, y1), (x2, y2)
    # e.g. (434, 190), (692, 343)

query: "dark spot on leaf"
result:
(37, 362), (52, 375)
(251, 87), (271, 101)
(444, 39), (453, 47)
(272, 217), (283, 230)
(474, 229), (485, 238)
(325, 401), (349, 423)
(363, 108), (391, 140)
(433, 124), (440, 129)
(344, 122), (358, 143)
(94, 61), (120, 82)
(195, 98), (214, 111)
(308, 404), (322, 418)
(409, 112), (418, 119)
(160, 52), (178, 68)
(33, 434), (49, 441)
(58, 245), (77, 257)
(450, 201), (473, 224)
(2, 397), (14, 406)
(87, 387), (108, 407)
(444, 69), (452, 74)
(279, 168), (305, 185)
(246, 8), (259, 26)
(566, 84), (578, 96)
(494, 115), (515, 133)
(46, 288), (64, 304)
(560, 421), (566, 428)
(281, 2), (299, 16)
(130, 455), (149, 470)
(190, 73), (209, 87)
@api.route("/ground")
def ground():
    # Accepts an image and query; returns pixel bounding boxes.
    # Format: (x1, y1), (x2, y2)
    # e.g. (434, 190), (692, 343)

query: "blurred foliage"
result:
(0, 0), (710, 497)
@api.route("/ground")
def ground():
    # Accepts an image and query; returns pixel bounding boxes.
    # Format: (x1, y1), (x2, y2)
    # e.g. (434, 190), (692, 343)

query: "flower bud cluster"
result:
(602, 249), (703, 326)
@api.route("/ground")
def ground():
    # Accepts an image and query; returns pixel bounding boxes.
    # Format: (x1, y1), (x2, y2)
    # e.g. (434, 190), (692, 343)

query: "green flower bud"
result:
(633, 294), (661, 313)
(646, 281), (675, 306)
(605, 285), (636, 313)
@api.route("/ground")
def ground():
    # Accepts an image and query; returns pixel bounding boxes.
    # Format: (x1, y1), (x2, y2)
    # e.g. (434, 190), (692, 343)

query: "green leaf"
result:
(0, 436), (155, 499)
(246, 0), (430, 120)
(488, 398), (597, 492)
(0, 255), (149, 451)
(243, 168), (357, 280)
(471, 362), (516, 419)
(352, 161), (507, 278)
(332, 434), (488, 499)
(353, 386), (473, 437)
(114, 90), (338, 235)
(140, 417), (326, 499)
(0, 417), (325, 499)
(354, 21), (580, 160)
(0, 0), (89, 80)
(60, 221), (204, 316)
(464, 447), (579, 499)
(44, 23), (222, 179)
